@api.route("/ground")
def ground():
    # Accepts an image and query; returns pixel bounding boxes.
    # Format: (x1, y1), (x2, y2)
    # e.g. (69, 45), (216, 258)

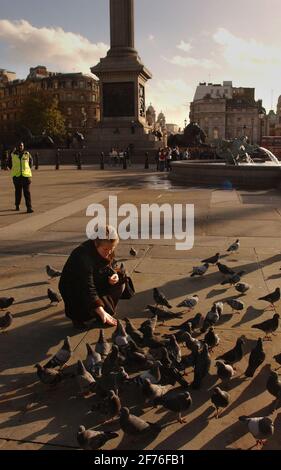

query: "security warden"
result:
(8, 142), (34, 213)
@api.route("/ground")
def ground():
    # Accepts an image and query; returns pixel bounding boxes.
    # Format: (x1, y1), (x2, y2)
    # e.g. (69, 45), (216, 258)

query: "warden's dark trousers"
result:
(13, 176), (32, 209)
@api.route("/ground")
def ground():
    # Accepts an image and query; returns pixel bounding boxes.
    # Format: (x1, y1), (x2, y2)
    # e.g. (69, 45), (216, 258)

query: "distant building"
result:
(146, 103), (156, 127)
(166, 123), (180, 135)
(0, 65), (100, 143)
(190, 81), (264, 144)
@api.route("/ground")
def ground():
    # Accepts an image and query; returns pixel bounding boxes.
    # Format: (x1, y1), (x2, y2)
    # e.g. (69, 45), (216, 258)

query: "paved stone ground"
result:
(1, 165), (281, 451)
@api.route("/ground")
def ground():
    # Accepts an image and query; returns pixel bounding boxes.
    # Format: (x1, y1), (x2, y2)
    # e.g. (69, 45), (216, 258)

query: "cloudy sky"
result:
(1, 0), (281, 126)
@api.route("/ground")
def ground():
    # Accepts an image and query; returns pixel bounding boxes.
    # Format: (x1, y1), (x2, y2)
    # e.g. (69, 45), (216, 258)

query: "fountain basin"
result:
(170, 160), (281, 189)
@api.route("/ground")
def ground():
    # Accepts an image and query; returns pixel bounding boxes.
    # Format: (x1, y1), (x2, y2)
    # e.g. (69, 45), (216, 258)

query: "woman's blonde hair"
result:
(94, 225), (119, 247)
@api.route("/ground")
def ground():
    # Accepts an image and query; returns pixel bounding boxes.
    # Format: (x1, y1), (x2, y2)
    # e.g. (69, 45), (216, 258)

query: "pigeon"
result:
(167, 335), (182, 363)
(221, 271), (246, 286)
(169, 320), (193, 334)
(227, 239), (240, 253)
(124, 318), (143, 346)
(76, 359), (96, 396)
(46, 265), (61, 279)
(47, 288), (61, 305)
(245, 338), (266, 378)
(0, 297), (14, 310)
(125, 341), (153, 369)
(217, 263), (235, 276)
(211, 387), (230, 418)
(201, 253), (220, 265)
(44, 337), (72, 369)
(159, 347), (190, 389)
(119, 407), (162, 438)
(258, 288), (280, 309)
(153, 288), (172, 309)
(95, 368), (129, 397)
(101, 345), (126, 375)
(35, 363), (63, 386)
(155, 391), (192, 423)
(139, 315), (157, 334)
(182, 332), (203, 354)
(216, 337), (245, 368)
(177, 295), (199, 311)
(266, 371), (281, 402)
(133, 362), (161, 386)
(251, 313), (280, 340)
(192, 343), (211, 390)
(204, 327), (220, 352)
(95, 330), (111, 358)
(91, 389), (121, 423)
(215, 360), (235, 384)
(191, 263), (209, 277)
(164, 326), (193, 343)
(226, 298), (245, 314)
(146, 305), (182, 323)
(239, 416), (274, 448)
(77, 425), (118, 450)
(190, 312), (204, 330)
(142, 379), (170, 404)
(85, 343), (102, 379)
(0, 312), (13, 332)
(201, 303), (222, 333)
(142, 325), (167, 350)
(130, 247), (137, 256)
(112, 320), (129, 348)
(235, 282), (251, 295)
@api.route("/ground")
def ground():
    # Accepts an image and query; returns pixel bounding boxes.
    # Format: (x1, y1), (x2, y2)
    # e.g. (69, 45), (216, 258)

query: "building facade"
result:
(190, 81), (264, 144)
(0, 66), (100, 144)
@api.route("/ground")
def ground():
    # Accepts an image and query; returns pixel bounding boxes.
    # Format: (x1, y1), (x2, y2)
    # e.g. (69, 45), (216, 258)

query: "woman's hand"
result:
(95, 306), (117, 326)
(108, 273), (119, 285)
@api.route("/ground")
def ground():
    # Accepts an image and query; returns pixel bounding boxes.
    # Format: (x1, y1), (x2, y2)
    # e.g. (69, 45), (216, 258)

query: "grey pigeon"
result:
(216, 337), (245, 368)
(124, 318), (143, 346)
(266, 371), (281, 403)
(251, 313), (280, 340)
(153, 288), (172, 309)
(226, 298), (245, 314)
(76, 359), (95, 396)
(142, 378), (170, 404)
(182, 331), (203, 354)
(221, 271), (246, 286)
(133, 362), (161, 386)
(191, 263), (209, 277)
(101, 345), (126, 375)
(164, 326), (193, 343)
(169, 320), (193, 334)
(85, 343), (102, 379)
(201, 253), (220, 265)
(258, 287), (280, 308)
(167, 335), (182, 363)
(245, 338), (265, 378)
(119, 407), (162, 438)
(204, 327), (220, 352)
(47, 288), (61, 305)
(142, 325), (167, 350)
(227, 239), (240, 253)
(217, 262), (235, 276)
(125, 341), (153, 369)
(215, 360), (235, 384)
(0, 297), (14, 310)
(130, 247), (137, 256)
(95, 329), (111, 358)
(177, 295), (199, 311)
(201, 303), (222, 332)
(146, 305), (182, 323)
(211, 387), (230, 418)
(139, 315), (158, 334)
(95, 367), (129, 397)
(159, 348), (190, 389)
(192, 343), (211, 390)
(155, 391), (192, 423)
(112, 320), (129, 348)
(44, 336), (72, 369)
(77, 425), (118, 450)
(235, 282), (251, 295)
(239, 416), (274, 447)
(91, 389), (121, 423)
(35, 363), (62, 386)
(46, 264), (61, 279)
(0, 312), (13, 332)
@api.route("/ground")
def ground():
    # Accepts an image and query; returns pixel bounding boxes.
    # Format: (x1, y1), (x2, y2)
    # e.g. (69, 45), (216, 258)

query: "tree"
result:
(20, 92), (66, 141)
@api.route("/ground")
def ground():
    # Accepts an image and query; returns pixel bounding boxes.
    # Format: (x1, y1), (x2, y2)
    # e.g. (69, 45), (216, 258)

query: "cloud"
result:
(176, 40), (192, 52)
(146, 79), (193, 126)
(163, 55), (219, 70)
(0, 19), (108, 74)
(148, 34), (155, 41)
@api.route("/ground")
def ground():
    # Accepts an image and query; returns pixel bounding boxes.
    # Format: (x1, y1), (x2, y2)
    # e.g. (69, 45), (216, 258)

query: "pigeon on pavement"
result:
(221, 271), (246, 286)
(217, 263), (235, 276)
(215, 360), (235, 384)
(258, 288), (280, 309)
(201, 253), (220, 265)
(239, 416), (274, 448)
(211, 387), (230, 418)
(130, 247), (137, 257)
(44, 337), (72, 369)
(95, 330), (111, 358)
(35, 363), (63, 386)
(251, 314), (280, 340)
(120, 407), (162, 438)
(91, 389), (121, 423)
(76, 359), (96, 396)
(0, 312), (13, 332)
(177, 295), (199, 311)
(77, 425), (118, 450)
(227, 239), (240, 253)
(191, 263), (209, 277)
(226, 298), (245, 314)
(204, 327), (220, 352)
(245, 338), (266, 378)
(85, 343), (103, 379)
(216, 337), (245, 368)
(47, 288), (61, 305)
(46, 265), (62, 279)
(0, 297), (15, 310)
(153, 288), (172, 309)
(155, 391), (192, 423)
(235, 283), (251, 295)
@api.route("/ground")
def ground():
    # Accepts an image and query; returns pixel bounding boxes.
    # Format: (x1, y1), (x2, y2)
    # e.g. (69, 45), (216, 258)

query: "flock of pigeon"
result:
(1, 239), (281, 451)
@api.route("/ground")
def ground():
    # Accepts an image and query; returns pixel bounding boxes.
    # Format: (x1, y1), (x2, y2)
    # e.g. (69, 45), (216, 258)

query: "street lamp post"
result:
(184, 119), (187, 129)
(259, 113), (265, 146)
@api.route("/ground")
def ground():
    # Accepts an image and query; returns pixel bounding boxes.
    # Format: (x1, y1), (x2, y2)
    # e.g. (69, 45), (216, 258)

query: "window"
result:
(79, 81), (84, 88)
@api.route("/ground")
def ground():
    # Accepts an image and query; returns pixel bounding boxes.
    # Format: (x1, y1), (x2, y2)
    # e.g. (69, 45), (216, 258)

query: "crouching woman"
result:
(59, 226), (125, 329)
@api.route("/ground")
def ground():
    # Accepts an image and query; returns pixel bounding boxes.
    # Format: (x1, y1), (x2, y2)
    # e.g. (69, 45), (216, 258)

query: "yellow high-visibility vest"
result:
(11, 152), (32, 177)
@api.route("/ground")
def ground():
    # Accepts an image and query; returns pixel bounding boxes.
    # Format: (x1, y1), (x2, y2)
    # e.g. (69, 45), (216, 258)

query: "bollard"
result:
(76, 152), (82, 170)
(144, 152), (149, 169)
(55, 150), (60, 170)
(123, 155), (127, 169)
(34, 152), (39, 170)
(100, 152), (105, 170)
